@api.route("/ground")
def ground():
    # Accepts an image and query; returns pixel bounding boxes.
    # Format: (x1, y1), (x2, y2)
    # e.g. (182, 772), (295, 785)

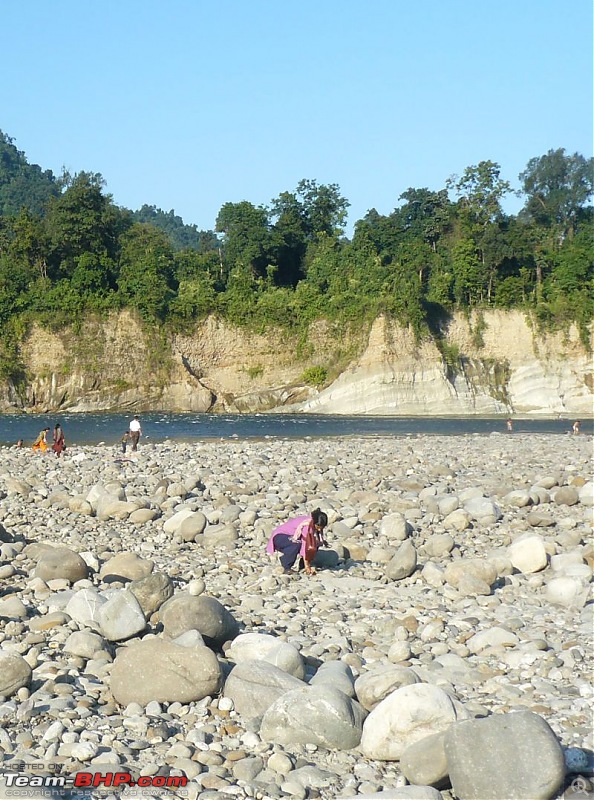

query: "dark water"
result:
(0, 413), (591, 447)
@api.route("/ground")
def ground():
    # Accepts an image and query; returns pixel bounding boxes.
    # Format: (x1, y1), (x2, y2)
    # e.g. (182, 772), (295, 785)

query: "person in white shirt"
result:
(129, 416), (142, 451)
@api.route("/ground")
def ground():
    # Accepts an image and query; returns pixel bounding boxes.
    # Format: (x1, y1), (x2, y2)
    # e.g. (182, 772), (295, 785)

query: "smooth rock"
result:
(444, 710), (565, 800)
(360, 683), (469, 760)
(111, 639), (222, 706)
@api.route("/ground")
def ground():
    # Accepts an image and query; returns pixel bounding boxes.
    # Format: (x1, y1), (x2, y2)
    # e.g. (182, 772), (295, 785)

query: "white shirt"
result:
(129, 419), (141, 433)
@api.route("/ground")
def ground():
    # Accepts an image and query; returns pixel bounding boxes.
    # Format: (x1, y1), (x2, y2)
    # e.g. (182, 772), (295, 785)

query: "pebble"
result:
(0, 433), (591, 799)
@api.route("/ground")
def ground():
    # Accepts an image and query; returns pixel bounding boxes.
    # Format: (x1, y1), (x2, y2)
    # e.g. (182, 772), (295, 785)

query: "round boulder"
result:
(161, 594), (239, 648)
(110, 639), (222, 706)
(354, 665), (419, 711)
(35, 547), (89, 583)
(260, 686), (366, 750)
(360, 683), (469, 760)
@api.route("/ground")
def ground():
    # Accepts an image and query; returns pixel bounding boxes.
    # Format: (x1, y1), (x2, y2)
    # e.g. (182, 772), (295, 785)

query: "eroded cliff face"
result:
(0, 310), (591, 416)
(295, 313), (593, 416)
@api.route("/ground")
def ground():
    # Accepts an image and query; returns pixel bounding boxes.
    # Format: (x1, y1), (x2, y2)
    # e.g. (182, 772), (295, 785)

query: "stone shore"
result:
(0, 433), (592, 800)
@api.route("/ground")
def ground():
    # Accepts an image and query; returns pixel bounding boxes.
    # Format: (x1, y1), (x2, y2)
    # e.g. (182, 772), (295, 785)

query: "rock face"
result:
(1, 310), (591, 414)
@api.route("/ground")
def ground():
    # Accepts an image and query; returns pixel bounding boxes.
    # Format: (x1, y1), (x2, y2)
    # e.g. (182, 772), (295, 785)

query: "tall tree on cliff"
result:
(519, 148), (594, 239)
(447, 160), (513, 303)
(215, 201), (273, 282)
(117, 223), (175, 322)
(516, 149), (594, 303)
(44, 171), (131, 288)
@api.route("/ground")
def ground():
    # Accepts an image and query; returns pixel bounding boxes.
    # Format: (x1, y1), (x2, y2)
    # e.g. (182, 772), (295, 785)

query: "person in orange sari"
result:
(32, 427), (50, 453)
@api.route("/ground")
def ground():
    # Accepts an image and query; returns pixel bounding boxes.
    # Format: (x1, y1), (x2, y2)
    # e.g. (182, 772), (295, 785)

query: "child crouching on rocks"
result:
(266, 508), (329, 575)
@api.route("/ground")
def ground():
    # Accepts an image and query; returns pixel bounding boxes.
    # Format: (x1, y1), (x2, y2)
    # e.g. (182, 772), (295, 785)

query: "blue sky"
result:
(2, 0), (592, 233)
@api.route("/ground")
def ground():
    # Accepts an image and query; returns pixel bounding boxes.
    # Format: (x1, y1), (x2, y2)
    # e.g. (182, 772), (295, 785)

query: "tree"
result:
(294, 179), (350, 239)
(519, 148), (594, 238)
(452, 238), (483, 306)
(44, 171), (130, 283)
(215, 201), (272, 280)
(396, 188), (452, 251)
(269, 191), (308, 286)
(448, 161), (512, 230)
(117, 224), (175, 321)
(447, 161), (513, 302)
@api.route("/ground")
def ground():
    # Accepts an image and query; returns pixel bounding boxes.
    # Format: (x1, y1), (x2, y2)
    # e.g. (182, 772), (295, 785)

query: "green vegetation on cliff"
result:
(0, 130), (592, 383)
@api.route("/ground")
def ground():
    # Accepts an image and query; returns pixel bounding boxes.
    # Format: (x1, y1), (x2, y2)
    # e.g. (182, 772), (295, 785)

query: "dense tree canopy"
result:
(0, 127), (591, 380)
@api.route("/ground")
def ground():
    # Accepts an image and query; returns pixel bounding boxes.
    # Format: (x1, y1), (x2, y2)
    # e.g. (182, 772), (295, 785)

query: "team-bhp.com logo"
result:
(4, 772), (188, 793)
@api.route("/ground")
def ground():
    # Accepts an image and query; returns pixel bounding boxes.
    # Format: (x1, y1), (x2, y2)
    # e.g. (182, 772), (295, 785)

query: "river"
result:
(0, 413), (590, 447)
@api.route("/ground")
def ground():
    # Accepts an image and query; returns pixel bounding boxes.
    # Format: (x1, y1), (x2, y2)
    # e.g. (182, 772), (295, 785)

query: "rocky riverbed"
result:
(0, 433), (592, 800)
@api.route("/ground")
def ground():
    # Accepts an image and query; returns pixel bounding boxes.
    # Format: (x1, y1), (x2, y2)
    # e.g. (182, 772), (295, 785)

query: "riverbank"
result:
(0, 434), (592, 798)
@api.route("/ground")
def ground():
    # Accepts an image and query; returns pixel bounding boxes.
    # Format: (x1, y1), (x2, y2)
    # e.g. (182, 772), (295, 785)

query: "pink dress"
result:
(266, 515), (311, 559)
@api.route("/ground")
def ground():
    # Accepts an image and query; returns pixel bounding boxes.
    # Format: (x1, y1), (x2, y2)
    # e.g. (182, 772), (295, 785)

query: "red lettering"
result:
(112, 773), (132, 787)
(93, 773), (113, 787)
(74, 773), (93, 788)
(167, 776), (189, 788)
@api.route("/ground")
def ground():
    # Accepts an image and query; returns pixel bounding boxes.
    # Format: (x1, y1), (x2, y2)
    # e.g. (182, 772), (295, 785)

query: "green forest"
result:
(0, 130), (592, 381)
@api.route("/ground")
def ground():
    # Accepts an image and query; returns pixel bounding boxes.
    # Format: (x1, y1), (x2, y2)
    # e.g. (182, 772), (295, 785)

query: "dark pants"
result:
(130, 431), (140, 451)
(273, 533), (301, 570)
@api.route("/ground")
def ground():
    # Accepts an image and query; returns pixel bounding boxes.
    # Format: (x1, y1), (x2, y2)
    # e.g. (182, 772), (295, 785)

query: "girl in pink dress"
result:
(266, 508), (328, 575)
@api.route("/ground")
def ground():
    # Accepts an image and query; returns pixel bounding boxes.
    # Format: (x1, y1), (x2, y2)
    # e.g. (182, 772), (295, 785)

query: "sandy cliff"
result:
(0, 310), (591, 416)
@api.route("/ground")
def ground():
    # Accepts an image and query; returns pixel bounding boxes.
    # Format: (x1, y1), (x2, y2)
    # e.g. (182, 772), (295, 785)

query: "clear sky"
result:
(2, 0), (592, 233)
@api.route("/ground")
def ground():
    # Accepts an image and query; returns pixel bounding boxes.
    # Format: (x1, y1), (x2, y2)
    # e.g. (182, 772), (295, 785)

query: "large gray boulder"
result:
(463, 496), (502, 524)
(99, 552), (155, 582)
(34, 547), (89, 583)
(444, 711), (565, 800)
(310, 660), (356, 698)
(380, 513), (412, 541)
(65, 588), (106, 627)
(400, 731), (449, 789)
(260, 685), (366, 750)
(110, 639), (222, 706)
(224, 660), (304, 722)
(0, 653), (32, 697)
(161, 594), (239, 648)
(179, 512), (208, 541)
(507, 534), (548, 574)
(63, 631), (106, 659)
